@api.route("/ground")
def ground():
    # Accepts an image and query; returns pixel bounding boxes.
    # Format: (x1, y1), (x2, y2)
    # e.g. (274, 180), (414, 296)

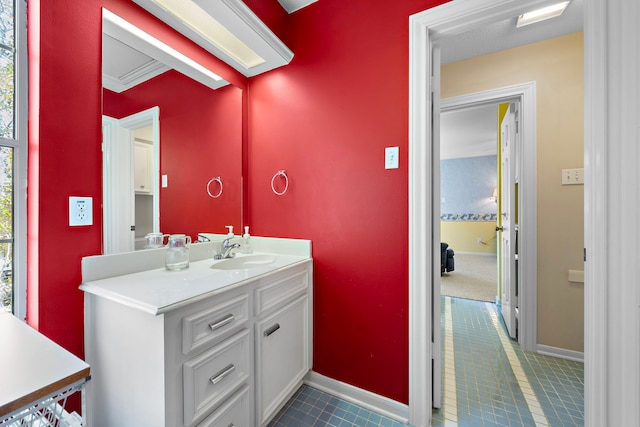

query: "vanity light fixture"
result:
(133, 0), (294, 77)
(516, 1), (570, 28)
(151, 0), (265, 69)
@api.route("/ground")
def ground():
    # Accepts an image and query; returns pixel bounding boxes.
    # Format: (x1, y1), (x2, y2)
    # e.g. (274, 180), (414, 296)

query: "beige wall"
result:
(441, 221), (498, 254)
(442, 32), (585, 352)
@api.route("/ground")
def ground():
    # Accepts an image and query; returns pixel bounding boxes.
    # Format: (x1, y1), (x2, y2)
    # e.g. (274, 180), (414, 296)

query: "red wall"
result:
(30, 0), (445, 408)
(28, 0), (103, 355)
(246, 0), (444, 403)
(103, 72), (243, 238)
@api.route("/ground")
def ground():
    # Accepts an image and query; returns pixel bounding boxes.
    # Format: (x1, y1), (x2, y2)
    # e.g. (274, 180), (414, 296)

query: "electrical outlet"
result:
(69, 196), (93, 226)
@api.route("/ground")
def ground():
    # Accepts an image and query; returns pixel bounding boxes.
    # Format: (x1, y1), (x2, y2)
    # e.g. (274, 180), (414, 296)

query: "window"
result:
(0, 0), (27, 318)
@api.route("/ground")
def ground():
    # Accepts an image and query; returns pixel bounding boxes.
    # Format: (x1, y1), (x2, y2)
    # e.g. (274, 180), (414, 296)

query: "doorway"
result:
(439, 102), (501, 304)
(408, 1), (580, 426)
(439, 83), (537, 350)
(102, 106), (160, 254)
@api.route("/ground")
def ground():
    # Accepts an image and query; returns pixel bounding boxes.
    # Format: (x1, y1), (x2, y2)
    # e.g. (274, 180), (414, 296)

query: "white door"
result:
(499, 103), (518, 339)
(102, 116), (135, 254)
(431, 43), (442, 409)
(102, 107), (160, 254)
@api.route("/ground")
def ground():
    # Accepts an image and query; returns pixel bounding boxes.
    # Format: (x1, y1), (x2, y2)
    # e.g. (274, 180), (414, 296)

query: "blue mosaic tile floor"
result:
(268, 385), (405, 427)
(270, 297), (584, 427)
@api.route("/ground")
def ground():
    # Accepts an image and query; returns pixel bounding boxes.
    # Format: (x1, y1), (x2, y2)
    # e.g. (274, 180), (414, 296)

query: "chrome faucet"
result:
(214, 237), (241, 260)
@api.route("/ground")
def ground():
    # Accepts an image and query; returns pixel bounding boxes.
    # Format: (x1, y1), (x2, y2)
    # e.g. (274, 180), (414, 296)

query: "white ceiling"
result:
(439, 0), (583, 159)
(102, 34), (170, 93)
(440, 0), (583, 64)
(441, 104), (498, 160)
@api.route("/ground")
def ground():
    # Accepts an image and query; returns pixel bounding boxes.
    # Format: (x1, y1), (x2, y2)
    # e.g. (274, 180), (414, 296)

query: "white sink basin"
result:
(211, 254), (277, 270)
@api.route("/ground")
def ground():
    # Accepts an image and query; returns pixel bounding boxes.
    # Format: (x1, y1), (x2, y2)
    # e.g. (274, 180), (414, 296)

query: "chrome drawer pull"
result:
(209, 314), (234, 331)
(209, 364), (235, 385)
(264, 323), (280, 337)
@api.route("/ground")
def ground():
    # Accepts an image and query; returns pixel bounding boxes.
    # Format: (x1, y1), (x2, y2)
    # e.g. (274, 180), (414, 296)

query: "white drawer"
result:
(183, 294), (249, 355)
(255, 269), (308, 316)
(183, 329), (250, 427)
(197, 384), (250, 427)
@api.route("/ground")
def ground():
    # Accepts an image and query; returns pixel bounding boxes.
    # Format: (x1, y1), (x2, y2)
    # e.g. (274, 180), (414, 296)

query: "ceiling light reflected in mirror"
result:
(102, 9), (228, 92)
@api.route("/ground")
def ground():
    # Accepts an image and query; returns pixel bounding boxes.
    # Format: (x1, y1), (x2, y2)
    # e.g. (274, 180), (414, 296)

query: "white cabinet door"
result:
(134, 141), (153, 194)
(255, 295), (309, 426)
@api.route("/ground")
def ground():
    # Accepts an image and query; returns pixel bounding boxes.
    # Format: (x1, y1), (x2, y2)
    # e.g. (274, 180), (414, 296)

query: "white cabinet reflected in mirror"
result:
(101, 9), (243, 254)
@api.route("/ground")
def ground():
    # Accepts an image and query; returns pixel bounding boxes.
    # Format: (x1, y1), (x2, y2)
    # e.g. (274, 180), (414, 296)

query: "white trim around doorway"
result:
(409, 1), (582, 426)
(441, 82), (537, 353)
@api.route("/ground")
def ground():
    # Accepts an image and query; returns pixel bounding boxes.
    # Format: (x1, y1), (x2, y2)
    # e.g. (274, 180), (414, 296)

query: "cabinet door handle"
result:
(264, 323), (280, 337)
(228, 424), (235, 427)
(209, 314), (234, 331)
(210, 364), (235, 385)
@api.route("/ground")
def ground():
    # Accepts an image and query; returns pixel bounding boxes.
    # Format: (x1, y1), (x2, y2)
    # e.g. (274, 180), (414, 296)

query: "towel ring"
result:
(207, 176), (223, 198)
(271, 170), (289, 196)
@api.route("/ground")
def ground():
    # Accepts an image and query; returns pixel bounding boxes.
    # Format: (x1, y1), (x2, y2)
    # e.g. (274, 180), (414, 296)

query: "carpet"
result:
(440, 253), (497, 302)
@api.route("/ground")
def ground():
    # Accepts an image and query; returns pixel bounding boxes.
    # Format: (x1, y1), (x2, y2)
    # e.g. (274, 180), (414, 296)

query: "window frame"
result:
(0, 0), (28, 319)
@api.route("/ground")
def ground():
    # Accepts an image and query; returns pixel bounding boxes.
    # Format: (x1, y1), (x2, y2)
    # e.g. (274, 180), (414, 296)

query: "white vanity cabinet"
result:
(82, 255), (312, 427)
(254, 269), (311, 426)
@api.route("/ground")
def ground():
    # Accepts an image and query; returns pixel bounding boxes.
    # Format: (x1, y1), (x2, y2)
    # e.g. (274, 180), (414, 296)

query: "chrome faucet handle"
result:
(214, 238), (241, 259)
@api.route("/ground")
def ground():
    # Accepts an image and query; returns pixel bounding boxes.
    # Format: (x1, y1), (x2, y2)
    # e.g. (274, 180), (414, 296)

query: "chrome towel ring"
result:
(206, 176), (223, 198)
(271, 170), (289, 196)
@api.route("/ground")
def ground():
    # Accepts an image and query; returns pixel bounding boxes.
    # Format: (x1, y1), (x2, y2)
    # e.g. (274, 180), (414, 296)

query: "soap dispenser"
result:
(241, 226), (253, 254)
(225, 225), (234, 238)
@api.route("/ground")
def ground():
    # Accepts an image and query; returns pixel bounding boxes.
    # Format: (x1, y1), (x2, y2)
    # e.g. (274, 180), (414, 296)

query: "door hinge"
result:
(584, 248), (586, 261)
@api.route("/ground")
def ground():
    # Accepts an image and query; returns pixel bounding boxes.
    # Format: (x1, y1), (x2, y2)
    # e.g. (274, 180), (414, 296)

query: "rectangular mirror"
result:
(102, 8), (243, 253)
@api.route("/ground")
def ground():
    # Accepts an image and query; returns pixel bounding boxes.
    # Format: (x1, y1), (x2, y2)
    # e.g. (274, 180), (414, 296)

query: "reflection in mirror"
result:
(102, 107), (159, 254)
(101, 9), (243, 254)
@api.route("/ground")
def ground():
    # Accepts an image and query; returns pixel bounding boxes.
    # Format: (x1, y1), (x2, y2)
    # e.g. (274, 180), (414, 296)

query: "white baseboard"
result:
(303, 371), (409, 424)
(537, 344), (584, 363)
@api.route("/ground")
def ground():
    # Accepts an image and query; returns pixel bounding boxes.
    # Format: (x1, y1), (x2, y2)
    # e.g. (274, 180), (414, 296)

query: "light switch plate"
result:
(561, 168), (584, 185)
(385, 146), (399, 169)
(162, 174), (168, 188)
(69, 196), (93, 226)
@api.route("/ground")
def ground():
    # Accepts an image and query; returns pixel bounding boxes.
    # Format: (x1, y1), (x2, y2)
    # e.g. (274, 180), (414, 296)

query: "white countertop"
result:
(0, 313), (90, 418)
(80, 252), (310, 315)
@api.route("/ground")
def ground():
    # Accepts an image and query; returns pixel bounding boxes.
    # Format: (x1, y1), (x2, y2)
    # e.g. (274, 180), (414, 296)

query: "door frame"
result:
(408, 0), (595, 426)
(102, 106), (160, 253)
(441, 83), (537, 351)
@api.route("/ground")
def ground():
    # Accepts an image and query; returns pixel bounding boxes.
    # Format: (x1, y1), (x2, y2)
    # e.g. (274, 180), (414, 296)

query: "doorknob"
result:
(496, 226), (503, 232)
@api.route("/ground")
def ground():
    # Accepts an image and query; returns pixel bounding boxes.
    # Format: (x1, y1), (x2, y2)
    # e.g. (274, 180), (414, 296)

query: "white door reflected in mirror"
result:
(102, 107), (160, 254)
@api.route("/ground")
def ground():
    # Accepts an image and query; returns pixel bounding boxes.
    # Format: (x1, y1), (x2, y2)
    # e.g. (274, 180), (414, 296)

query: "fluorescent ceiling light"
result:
(153, 0), (265, 68)
(516, 1), (570, 28)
